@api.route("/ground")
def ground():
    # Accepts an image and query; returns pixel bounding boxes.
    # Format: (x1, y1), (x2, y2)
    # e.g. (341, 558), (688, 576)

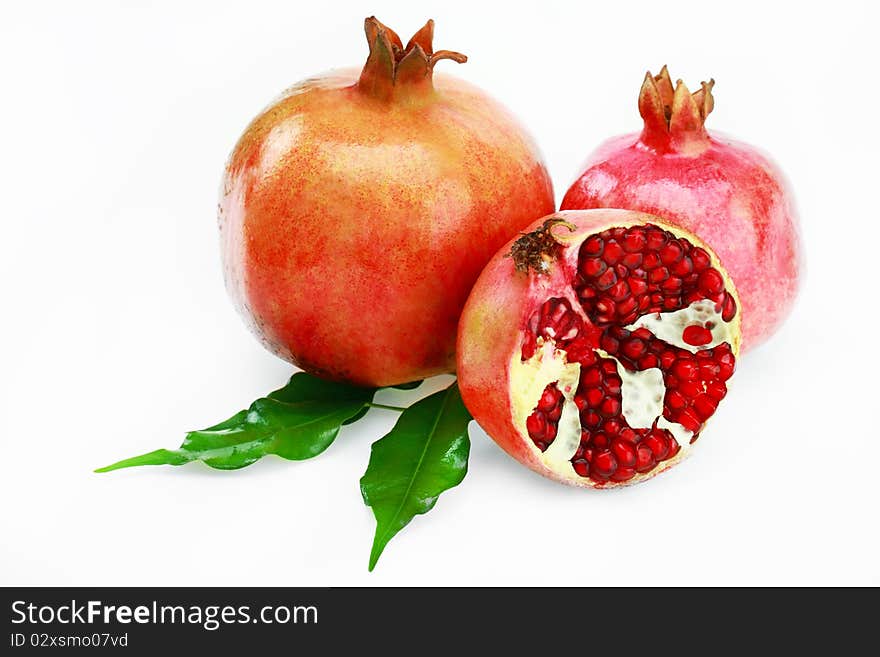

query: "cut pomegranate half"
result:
(457, 209), (741, 488)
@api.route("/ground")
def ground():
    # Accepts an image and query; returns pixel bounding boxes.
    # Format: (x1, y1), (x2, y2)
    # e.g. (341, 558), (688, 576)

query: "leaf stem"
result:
(367, 402), (407, 412)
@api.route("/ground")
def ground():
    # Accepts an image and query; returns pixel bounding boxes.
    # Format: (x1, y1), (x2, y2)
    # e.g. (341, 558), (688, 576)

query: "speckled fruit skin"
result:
(456, 209), (740, 488)
(561, 68), (801, 351)
(219, 18), (554, 386)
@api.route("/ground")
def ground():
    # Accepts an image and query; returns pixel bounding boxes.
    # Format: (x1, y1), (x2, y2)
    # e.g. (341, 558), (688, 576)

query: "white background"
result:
(2, 0), (877, 586)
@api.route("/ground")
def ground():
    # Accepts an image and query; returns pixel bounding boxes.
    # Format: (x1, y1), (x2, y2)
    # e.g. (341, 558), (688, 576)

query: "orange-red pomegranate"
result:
(561, 67), (801, 351)
(220, 18), (554, 386)
(457, 210), (742, 487)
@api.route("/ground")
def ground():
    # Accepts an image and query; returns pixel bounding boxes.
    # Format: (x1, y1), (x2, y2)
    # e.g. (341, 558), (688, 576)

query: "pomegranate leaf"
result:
(96, 373), (376, 472)
(360, 383), (471, 571)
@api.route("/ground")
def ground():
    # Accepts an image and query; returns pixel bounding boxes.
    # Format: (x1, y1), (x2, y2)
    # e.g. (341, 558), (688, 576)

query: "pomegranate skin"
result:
(561, 69), (801, 351)
(220, 20), (554, 386)
(457, 209), (741, 488)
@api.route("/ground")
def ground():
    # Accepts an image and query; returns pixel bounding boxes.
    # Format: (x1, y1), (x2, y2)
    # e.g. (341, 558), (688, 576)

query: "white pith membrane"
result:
(510, 298), (734, 481)
(626, 299), (734, 353)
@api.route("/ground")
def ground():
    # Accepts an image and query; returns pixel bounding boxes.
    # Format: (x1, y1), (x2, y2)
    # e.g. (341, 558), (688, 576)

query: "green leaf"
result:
(96, 373), (376, 472)
(360, 383), (472, 571)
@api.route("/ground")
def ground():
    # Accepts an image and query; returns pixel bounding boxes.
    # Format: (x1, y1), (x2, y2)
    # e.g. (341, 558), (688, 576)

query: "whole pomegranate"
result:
(220, 18), (554, 386)
(561, 67), (800, 351)
(457, 210), (741, 487)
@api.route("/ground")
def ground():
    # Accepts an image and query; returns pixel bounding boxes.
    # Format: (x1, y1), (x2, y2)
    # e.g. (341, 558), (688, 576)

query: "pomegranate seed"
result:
(679, 381), (703, 398)
(698, 269), (724, 295)
(581, 410), (601, 428)
(582, 235), (604, 256)
(596, 299), (616, 317)
(659, 241), (683, 265)
(649, 266), (670, 283)
(645, 227), (667, 250)
(621, 338), (646, 360)
(612, 438), (637, 467)
(603, 241), (625, 264)
(619, 428), (638, 443)
(526, 412), (546, 438)
(581, 257), (607, 277)
(573, 460), (589, 477)
(616, 296), (638, 317)
(585, 387), (604, 407)
(717, 352), (736, 380)
(592, 450), (618, 477)
(671, 256), (693, 276)
(600, 334), (619, 353)
(693, 394), (717, 418)
(593, 432), (609, 449)
(677, 407), (702, 432)
(691, 247), (711, 271)
(605, 377), (621, 395)
(602, 360), (618, 374)
(633, 327), (652, 339)
(581, 367), (602, 387)
(644, 432), (670, 460)
(673, 359), (697, 381)
(608, 280), (630, 301)
(622, 227), (647, 252)
(682, 325), (713, 346)
(643, 252), (661, 269)
(661, 276), (683, 293)
(628, 278), (648, 296)
(622, 252), (643, 268)
(722, 294), (737, 322)
(600, 397), (621, 417)
(611, 467), (636, 482)
(639, 354), (659, 369)
(666, 390), (687, 410)
(545, 424), (557, 440)
(538, 386), (559, 411)
(565, 338), (595, 365)
(595, 268), (618, 290)
(635, 445), (656, 473)
(705, 381), (727, 400)
(698, 361), (720, 378)
(660, 351), (677, 368)
(603, 419), (622, 436)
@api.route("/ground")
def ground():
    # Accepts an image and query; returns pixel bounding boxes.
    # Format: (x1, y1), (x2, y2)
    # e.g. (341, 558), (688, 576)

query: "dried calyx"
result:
(357, 17), (467, 102)
(638, 65), (715, 153)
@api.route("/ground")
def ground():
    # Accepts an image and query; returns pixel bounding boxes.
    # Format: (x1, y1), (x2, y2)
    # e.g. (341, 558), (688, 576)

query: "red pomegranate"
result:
(561, 67), (801, 351)
(457, 210), (741, 487)
(220, 17), (554, 386)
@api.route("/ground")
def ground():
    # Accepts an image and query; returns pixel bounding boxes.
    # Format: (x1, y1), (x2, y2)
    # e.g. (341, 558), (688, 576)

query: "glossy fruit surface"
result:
(561, 67), (800, 350)
(457, 209), (741, 487)
(220, 18), (554, 386)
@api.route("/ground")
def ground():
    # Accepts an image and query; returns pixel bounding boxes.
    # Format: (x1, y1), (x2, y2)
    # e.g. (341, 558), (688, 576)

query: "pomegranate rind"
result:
(456, 209), (741, 489)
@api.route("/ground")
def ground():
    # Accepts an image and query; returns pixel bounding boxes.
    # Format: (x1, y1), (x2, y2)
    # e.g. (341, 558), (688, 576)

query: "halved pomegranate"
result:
(457, 209), (741, 487)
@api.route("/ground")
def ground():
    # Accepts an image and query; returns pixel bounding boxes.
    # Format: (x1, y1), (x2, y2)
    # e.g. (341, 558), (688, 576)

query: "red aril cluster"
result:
(457, 210), (742, 488)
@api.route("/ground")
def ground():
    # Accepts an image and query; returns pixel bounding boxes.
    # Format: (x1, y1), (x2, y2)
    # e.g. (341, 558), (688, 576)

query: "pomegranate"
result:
(561, 67), (800, 350)
(457, 210), (741, 487)
(220, 17), (554, 386)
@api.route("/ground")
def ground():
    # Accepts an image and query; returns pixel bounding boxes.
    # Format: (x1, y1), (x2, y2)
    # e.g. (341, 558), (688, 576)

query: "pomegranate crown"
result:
(638, 66), (715, 153)
(357, 17), (467, 102)
(507, 218), (576, 274)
